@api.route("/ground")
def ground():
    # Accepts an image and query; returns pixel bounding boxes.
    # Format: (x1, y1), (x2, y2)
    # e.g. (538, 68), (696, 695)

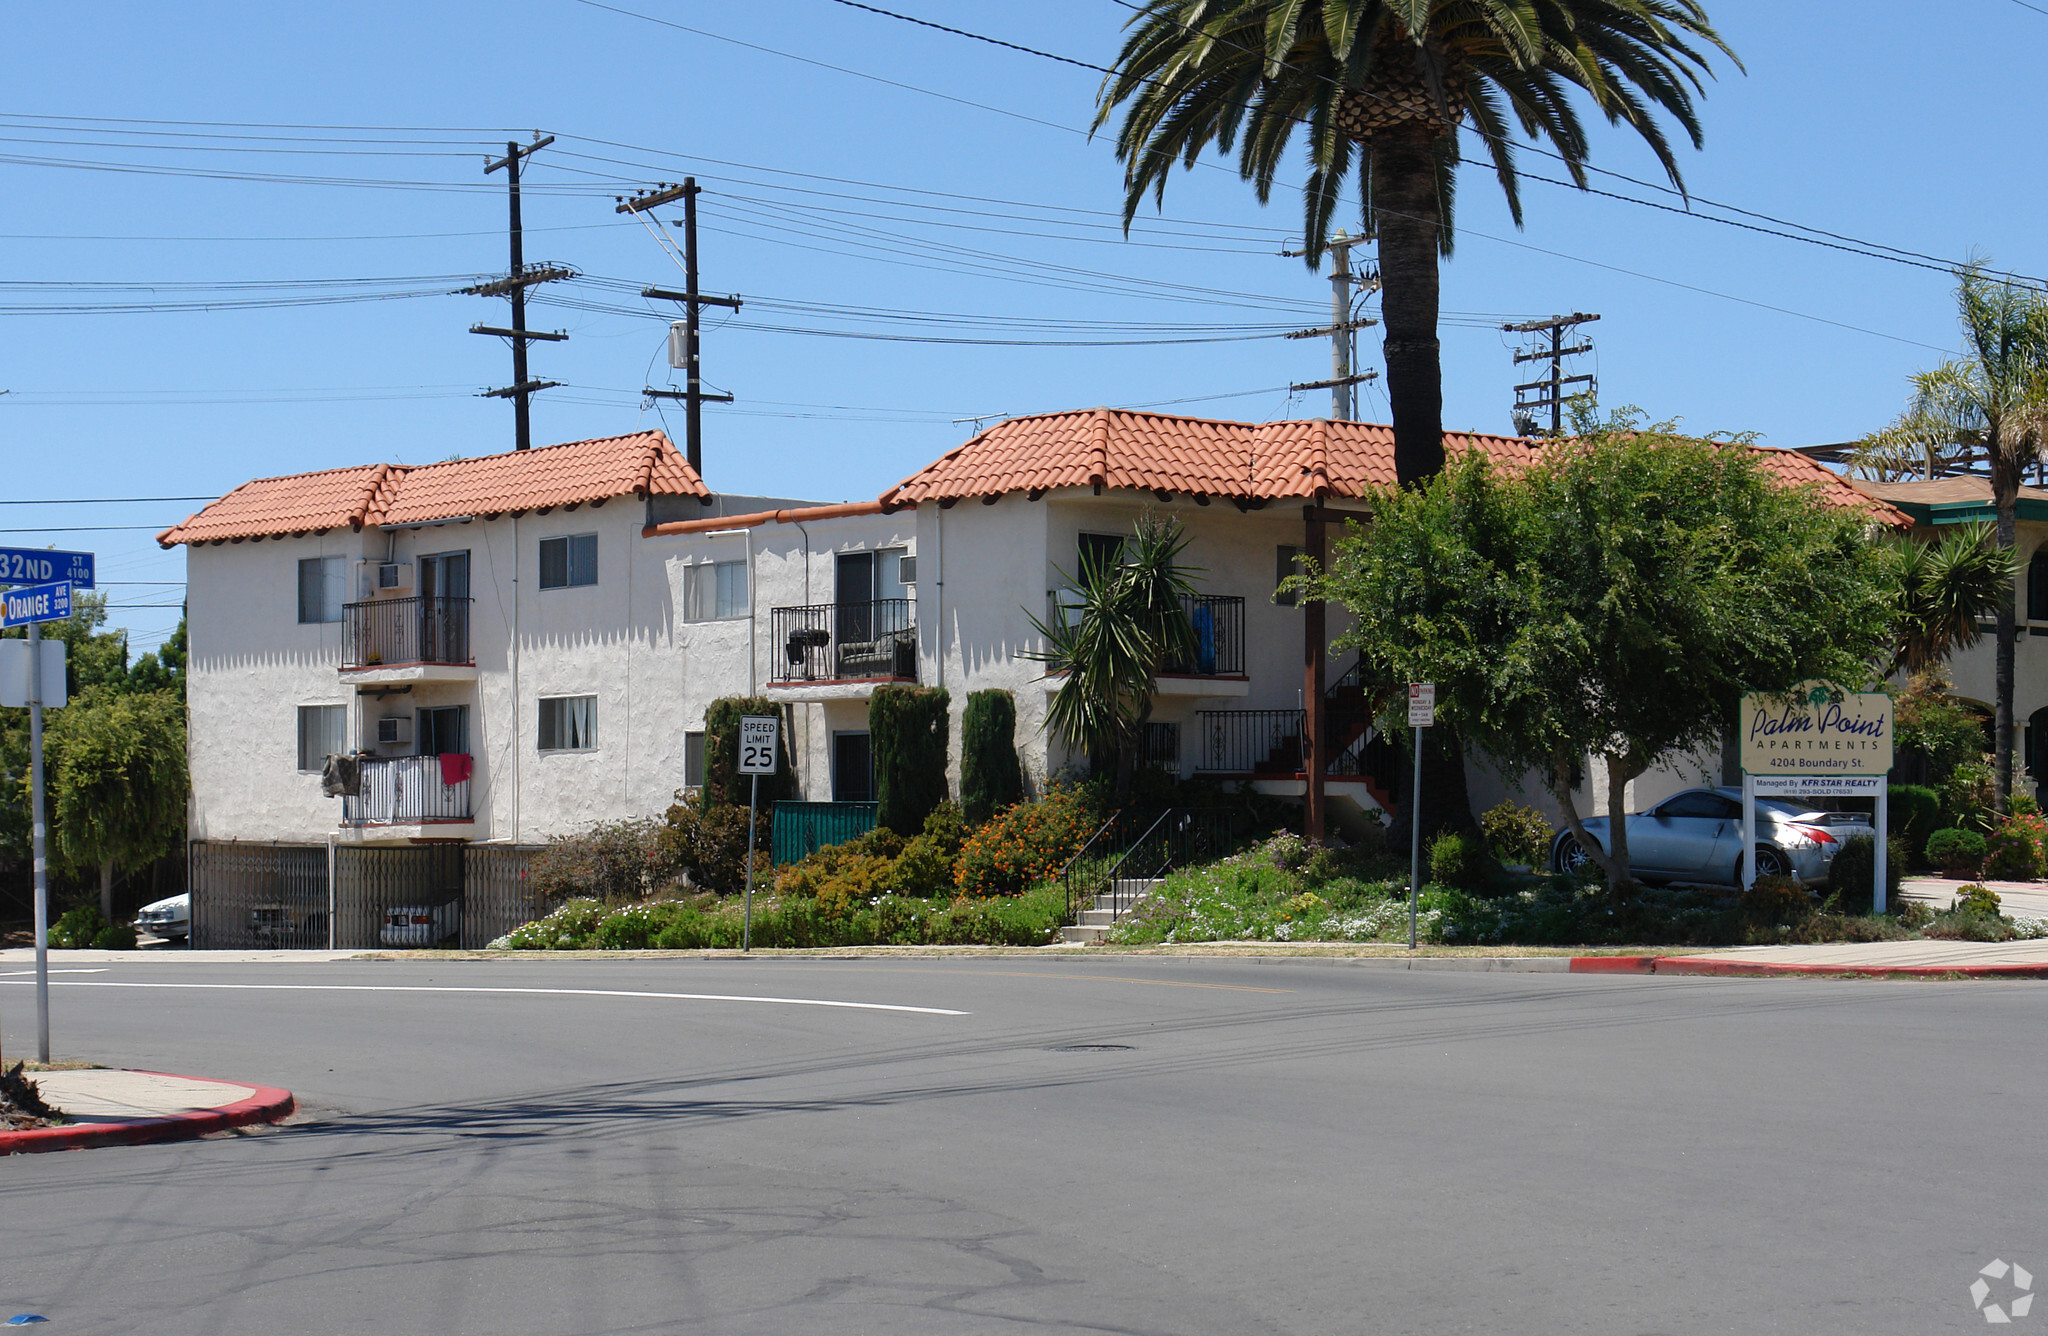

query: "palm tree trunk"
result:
(1994, 461), (2020, 813)
(1369, 127), (1445, 489)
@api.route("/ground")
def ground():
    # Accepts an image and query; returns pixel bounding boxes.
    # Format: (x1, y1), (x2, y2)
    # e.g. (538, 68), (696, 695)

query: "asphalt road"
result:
(2, 956), (2040, 1335)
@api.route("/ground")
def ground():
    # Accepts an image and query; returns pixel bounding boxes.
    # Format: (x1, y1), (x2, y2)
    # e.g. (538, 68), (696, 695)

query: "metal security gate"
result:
(189, 842), (332, 949)
(772, 802), (878, 865)
(464, 845), (542, 948)
(335, 845), (464, 949)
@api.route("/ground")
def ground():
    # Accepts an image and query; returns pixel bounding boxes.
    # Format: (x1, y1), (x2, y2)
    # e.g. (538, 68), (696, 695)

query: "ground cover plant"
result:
(1104, 833), (2048, 948)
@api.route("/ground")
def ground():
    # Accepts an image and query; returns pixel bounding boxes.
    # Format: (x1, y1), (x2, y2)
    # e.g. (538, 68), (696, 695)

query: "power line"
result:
(0, 496), (218, 505)
(821, 0), (1109, 73)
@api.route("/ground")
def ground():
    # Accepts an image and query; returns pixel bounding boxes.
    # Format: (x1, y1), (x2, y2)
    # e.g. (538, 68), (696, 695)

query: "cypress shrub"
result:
(701, 697), (796, 811)
(871, 684), (950, 834)
(1886, 784), (1940, 861)
(960, 689), (1024, 825)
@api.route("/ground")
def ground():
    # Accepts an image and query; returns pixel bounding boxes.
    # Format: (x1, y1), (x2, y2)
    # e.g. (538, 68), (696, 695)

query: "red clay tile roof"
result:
(876, 409), (1905, 524)
(158, 431), (706, 546)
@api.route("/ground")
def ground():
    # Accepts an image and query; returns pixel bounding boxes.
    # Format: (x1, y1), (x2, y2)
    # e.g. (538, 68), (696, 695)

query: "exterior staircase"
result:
(1059, 878), (1162, 945)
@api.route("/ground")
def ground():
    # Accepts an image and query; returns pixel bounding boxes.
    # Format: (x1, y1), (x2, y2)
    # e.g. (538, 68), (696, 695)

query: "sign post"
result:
(1739, 683), (1895, 909)
(1407, 684), (1435, 950)
(0, 546), (90, 1064)
(737, 715), (780, 953)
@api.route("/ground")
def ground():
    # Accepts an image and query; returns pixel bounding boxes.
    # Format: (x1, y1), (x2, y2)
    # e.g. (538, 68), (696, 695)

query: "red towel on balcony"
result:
(438, 752), (472, 786)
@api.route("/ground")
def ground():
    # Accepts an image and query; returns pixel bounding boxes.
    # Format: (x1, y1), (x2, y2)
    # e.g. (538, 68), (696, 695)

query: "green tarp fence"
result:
(772, 801), (878, 866)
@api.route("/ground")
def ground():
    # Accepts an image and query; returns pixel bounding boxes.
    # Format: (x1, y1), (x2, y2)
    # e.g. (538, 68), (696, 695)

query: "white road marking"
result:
(0, 979), (968, 1016)
(0, 968), (109, 976)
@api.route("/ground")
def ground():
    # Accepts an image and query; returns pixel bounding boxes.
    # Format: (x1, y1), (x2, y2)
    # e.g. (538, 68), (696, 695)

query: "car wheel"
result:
(1554, 836), (1598, 877)
(1743, 847), (1793, 883)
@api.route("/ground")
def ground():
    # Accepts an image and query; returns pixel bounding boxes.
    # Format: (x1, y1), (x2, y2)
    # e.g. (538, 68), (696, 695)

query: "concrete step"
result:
(1064, 879), (1165, 944)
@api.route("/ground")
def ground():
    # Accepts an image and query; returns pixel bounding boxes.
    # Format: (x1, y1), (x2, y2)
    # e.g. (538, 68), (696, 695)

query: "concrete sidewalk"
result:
(1900, 874), (2048, 920)
(0, 948), (363, 965)
(1, 1069), (295, 1155)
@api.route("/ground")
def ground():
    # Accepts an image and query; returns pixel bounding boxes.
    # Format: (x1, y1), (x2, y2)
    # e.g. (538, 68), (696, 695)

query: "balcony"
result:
(770, 598), (916, 687)
(1193, 709), (1378, 778)
(1159, 593), (1245, 684)
(342, 595), (473, 681)
(342, 754), (473, 830)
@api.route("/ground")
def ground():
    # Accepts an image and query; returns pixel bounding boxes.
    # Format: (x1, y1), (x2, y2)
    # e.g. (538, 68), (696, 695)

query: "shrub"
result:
(1886, 784), (1940, 860)
(92, 923), (138, 950)
(532, 818), (665, 906)
(960, 689), (1025, 826)
(701, 698), (796, 811)
(870, 684), (951, 835)
(1427, 829), (1489, 891)
(1739, 874), (1812, 929)
(954, 783), (1101, 896)
(1951, 883), (2002, 917)
(1479, 801), (1552, 868)
(503, 898), (610, 950)
(1939, 760), (1996, 833)
(1825, 835), (1907, 915)
(657, 798), (769, 893)
(50, 904), (108, 949)
(1983, 812), (2048, 880)
(1924, 827), (1987, 877)
(888, 803), (967, 896)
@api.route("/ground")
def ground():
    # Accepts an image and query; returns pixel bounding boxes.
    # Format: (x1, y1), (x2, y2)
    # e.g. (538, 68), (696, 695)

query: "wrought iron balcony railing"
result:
(770, 598), (916, 683)
(341, 754), (472, 826)
(343, 595), (472, 669)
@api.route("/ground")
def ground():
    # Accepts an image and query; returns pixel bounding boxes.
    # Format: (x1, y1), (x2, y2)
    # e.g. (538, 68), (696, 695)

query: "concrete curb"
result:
(1565, 956), (2048, 981)
(0, 1072), (295, 1157)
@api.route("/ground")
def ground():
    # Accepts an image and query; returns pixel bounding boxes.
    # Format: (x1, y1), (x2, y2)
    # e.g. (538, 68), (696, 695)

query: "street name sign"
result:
(0, 548), (95, 590)
(2, 581), (72, 630)
(739, 716), (780, 775)
(1407, 683), (1435, 728)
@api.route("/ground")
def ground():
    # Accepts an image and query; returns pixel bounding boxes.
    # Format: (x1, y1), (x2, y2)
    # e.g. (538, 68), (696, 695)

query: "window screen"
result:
(539, 534), (598, 590)
(297, 704), (347, 771)
(684, 731), (706, 788)
(538, 695), (597, 751)
(685, 560), (748, 621)
(298, 556), (345, 623)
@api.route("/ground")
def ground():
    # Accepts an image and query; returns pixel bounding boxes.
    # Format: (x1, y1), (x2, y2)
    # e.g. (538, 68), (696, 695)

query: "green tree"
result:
(700, 697), (796, 811)
(1025, 513), (1198, 799)
(127, 616), (187, 701)
(1095, 0), (1736, 487)
(869, 684), (951, 835)
(1864, 266), (2048, 811)
(1308, 416), (1895, 891)
(960, 689), (1025, 825)
(42, 686), (188, 922)
(1885, 522), (2014, 679)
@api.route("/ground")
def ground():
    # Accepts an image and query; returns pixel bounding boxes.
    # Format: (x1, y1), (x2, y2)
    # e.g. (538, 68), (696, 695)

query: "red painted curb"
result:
(1567, 956), (1658, 974)
(0, 1071), (294, 1156)
(1650, 957), (2048, 981)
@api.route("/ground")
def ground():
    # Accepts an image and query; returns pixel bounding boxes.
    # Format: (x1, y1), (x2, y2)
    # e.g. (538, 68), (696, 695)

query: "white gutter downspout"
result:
(933, 502), (944, 691)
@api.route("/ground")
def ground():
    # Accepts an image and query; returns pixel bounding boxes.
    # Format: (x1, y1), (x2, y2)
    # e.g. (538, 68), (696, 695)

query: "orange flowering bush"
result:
(953, 783), (1102, 897)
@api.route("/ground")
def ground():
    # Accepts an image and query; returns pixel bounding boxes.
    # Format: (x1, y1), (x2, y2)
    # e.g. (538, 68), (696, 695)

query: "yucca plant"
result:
(1885, 521), (2015, 680)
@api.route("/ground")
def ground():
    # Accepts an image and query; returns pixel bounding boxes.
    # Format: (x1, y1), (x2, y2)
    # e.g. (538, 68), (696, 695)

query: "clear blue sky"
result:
(4, 1), (2044, 655)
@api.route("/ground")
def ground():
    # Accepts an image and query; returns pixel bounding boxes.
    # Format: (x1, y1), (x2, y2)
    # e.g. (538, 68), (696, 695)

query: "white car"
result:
(379, 903), (460, 948)
(135, 892), (191, 943)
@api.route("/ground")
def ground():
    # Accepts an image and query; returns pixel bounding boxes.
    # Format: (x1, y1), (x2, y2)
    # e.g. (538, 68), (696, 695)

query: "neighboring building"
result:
(163, 415), (1904, 944)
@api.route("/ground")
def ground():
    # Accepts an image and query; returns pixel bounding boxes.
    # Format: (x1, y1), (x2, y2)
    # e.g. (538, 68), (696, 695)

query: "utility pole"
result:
(1502, 312), (1600, 438)
(1283, 232), (1379, 419)
(468, 135), (572, 451)
(618, 179), (743, 478)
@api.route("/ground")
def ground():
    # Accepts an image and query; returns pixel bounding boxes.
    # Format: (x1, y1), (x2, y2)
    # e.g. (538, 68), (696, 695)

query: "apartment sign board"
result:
(1740, 682), (1892, 779)
(0, 548), (95, 590)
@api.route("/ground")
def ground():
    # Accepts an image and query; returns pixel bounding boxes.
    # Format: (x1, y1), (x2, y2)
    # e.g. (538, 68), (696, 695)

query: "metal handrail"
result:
(1094, 808), (1237, 921)
(769, 598), (916, 682)
(1060, 810), (1140, 920)
(343, 595), (473, 668)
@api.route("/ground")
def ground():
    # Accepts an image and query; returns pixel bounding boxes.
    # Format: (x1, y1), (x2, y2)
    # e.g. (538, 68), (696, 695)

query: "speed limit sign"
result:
(738, 716), (779, 775)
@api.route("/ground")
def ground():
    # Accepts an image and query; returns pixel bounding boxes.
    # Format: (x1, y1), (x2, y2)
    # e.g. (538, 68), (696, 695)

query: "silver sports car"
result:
(1549, 786), (1875, 888)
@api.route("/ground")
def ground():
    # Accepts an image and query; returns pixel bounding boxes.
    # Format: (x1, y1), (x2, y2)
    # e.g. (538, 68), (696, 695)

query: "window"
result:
(538, 695), (596, 751)
(1077, 532), (1126, 582)
(297, 704), (347, 771)
(1139, 721), (1180, 770)
(298, 556), (345, 624)
(418, 705), (467, 755)
(685, 560), (748, 621)
(1275, 545), (1305, 607)
(539, 533), (598, 590)
(1657, 791), (1739, 820)
(684, 730), (706, 789)
(2030, 551), (2048, 622)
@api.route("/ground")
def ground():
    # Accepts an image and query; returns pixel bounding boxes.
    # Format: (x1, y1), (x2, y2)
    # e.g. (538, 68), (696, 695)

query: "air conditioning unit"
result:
(376, 716), (412, 746)
(377, 562), (413, 593)
(897, 553), (916, 585)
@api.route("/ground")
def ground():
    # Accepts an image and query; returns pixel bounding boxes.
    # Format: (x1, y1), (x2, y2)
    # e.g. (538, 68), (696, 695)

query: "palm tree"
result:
(1025, 514), (1200, 797)
(1095, 0), (1737, 487)
(1872, 268), (2048, 809)
(1884, 521), (2015, 680)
